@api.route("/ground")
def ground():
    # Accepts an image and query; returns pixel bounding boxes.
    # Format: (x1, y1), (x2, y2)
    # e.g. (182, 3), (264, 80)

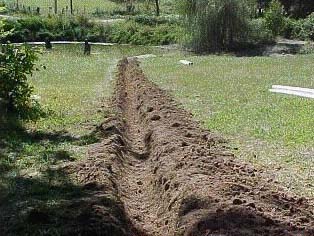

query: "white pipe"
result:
(269, 88), (314, 99)
(272, 85), (314, 94)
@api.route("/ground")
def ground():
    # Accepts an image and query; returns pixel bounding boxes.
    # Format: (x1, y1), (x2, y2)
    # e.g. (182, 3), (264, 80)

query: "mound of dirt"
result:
(3, 58), (313, 236)
(65, 58), (314, 236)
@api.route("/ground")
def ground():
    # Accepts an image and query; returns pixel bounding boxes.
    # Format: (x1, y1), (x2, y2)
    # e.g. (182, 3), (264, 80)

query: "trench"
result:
(68, 58), (314, 236)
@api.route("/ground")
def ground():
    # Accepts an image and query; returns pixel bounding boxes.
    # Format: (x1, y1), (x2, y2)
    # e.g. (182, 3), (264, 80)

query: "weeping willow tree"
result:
(179, 0), (252, 52)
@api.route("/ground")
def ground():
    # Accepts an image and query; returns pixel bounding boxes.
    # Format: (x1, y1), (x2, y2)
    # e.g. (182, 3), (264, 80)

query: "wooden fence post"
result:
(54, 0), (58, 14)
(70, 0), (73, 14)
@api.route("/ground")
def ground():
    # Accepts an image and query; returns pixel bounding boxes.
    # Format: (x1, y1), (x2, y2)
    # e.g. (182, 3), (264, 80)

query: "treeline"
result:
(1, 15), (180, 45)
(259, 0), (314, 18)
(181, 0), (314, 52)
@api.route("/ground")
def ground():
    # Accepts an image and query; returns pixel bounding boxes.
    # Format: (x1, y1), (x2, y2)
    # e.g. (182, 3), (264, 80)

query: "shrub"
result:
(108, 19), (180, 45)
(0, 20), (13, 42)
(1, 15), (180, 45)
(264, 0), (285, 36)
(282, 17), (298, 39)
(3, 15), (109, 42)
(0, 44), (42, 120)
(180, 0), (251, 52)
(0, 5), (7, 14)
(248, 18), (274, 44)
(132, 15), (178, 26)
(292, 13), (314, 40)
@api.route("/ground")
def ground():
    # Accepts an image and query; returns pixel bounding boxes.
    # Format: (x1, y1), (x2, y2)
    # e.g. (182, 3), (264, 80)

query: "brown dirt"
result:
(65, 58), (314, 236)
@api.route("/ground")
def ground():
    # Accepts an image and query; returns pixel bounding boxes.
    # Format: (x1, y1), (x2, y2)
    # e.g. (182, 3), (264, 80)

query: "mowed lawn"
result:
(5, 0), (175, 15)
(142, 53), (314, 197)
(6, 0), (119, 14)
(0, 45), (164, 200)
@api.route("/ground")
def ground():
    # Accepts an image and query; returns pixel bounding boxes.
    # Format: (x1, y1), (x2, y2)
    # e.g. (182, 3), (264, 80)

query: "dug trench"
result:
(63, 58), (314, 236)
(4, 58), (314, 235)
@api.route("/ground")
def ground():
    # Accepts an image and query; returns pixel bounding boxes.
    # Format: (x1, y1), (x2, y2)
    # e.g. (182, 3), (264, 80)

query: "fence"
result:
(5, 0), (122, 16)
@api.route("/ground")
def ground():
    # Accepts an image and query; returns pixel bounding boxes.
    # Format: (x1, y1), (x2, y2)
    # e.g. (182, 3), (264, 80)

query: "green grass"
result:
(2, 44), (314, 234)
(0, 44), (164, 205)
(4, 0), (176, 16)
(6, 0), (119, 15)
(142, 53), (314, 197)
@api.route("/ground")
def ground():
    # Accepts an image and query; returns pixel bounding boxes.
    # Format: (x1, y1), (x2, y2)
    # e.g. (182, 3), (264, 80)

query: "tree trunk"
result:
(155, 0), (160, 16)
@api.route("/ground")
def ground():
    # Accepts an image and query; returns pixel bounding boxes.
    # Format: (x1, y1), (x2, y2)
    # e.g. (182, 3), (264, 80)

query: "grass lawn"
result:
(2, 45), (314, 233)
(4, 0), (175, 16)
(5, 0), (119, 15)
(142, 53), (314, 198)
(0, 44), (164, 208)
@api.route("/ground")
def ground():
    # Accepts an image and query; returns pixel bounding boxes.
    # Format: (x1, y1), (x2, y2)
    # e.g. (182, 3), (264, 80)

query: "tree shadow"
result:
(0, 165), (141, 236)
(185, 206), (313, 236)
(0, 121), (100, 169)
(233, 43), (303, 57)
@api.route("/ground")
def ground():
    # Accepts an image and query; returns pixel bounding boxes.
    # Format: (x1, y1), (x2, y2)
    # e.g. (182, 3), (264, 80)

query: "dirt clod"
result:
(27, 58), (314, 236)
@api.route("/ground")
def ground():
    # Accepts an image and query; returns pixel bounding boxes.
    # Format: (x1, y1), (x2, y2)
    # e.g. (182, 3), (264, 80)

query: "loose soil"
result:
(66, 58), (314, 236)
(2, 58), (314, 235)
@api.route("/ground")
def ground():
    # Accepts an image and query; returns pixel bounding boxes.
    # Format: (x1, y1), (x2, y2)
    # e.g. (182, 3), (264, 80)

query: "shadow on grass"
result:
(0, 166), (138, 236)
(0, 120), (100, 170)
(233, 43), (303, 57)
(0, 120), (135, 235)
(0, 121), (139, 235)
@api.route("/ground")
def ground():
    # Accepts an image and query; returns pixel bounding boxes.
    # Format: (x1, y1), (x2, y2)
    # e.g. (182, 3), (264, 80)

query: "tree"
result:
(110, 0), (161, 16)
(259, 0), (314, 18)
(0, 21), (41, 121)
(180, 0), (251, 52)
(0, 20), (13, 42)
(154, 0), (160, 16)
(265, 0), (285, 36)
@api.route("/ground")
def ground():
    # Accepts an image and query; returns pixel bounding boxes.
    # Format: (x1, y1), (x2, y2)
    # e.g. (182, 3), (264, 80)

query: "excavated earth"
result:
(60, 58), (314, 236)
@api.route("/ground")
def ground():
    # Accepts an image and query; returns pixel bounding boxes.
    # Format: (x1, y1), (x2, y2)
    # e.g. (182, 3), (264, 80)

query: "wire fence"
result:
(5, 0), (122, 16)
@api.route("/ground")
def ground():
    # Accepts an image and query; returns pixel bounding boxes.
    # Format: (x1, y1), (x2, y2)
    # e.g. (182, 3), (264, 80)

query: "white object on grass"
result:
(270, 85), (314, 99)
(12, 41), (115, 46)
(31, 95), (41, 101)
(179, 60), (193, 65)
(132, 54), (157, 59)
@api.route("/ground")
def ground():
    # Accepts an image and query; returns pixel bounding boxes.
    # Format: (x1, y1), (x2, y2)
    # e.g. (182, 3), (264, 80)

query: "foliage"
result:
(290, 13), (314, 40)
(0, 3), (7, 14)
(132, 14), (179, 26)
(279, 0), (314, 18)
(281, 16), (298, 38)
(0, 20), (13, 42)
(3, 16), (107, 42)
(108, 19), (180, 45)
(179, 0), (251, 52)
(2, 15), (180, 45)
(248, 18), (274, 43)
(264, 0), (285, 36)
(0, 44), (42, 120)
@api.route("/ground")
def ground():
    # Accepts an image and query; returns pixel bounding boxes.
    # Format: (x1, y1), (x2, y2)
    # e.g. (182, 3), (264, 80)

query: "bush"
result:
(282, 17), (298, 39)
(1, 15), (180, 45)
(0, 44), (42, 120)
(264, 0), (285, 36)
(132, 15), (178, 26)
(108, 19), (180, 45)
(180, 0), (251, 52)
(3, 16), (108, 43)
(291, 13), (314, 40)
(248, 18), (274, 44)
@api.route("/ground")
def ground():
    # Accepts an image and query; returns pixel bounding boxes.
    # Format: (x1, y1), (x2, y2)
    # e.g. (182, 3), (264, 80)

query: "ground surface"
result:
(1, 46), (314, 235)
(4, 0), (175, 16)
(142, 53), (314, 198)
(0, 45), (166, 235)
(3, 58), (314, 235)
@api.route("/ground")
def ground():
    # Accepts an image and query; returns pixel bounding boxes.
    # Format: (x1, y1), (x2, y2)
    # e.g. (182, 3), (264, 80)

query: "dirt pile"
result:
(63, 58), (314, 235)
